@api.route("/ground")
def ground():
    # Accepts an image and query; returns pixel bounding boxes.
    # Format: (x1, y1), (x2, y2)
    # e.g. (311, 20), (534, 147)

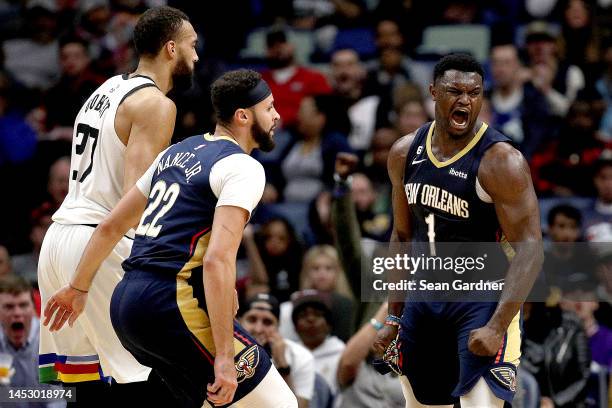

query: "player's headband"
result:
(238, 79), (272, 109)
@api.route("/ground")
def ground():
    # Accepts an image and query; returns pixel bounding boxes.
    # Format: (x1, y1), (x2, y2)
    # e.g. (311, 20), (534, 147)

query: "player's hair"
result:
(300, 245), (354, 300)
(210, 69), (262, 124)
(547, 204), (582, 226)
(133, 6), (189, 58)
(433, 53), (484, 83)
(0, 275), (32, 296)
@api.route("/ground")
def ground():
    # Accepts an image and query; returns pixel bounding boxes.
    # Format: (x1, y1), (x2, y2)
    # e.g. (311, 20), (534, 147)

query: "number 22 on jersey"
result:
(136, 180), (180, 238)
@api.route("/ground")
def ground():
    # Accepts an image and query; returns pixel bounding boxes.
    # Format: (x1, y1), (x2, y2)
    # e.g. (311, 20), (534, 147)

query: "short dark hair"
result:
(547, 204), (582, 227)
(133, 6), (189, 57)
(0, 275), (32, 296)
(433, 53), (484, 83)
(210, 69), (262, 124)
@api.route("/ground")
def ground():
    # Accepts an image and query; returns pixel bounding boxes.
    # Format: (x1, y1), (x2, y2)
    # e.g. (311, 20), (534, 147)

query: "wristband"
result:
(70, 284), (88, 294)
(370, 318), (384, 331)
(384, 314), (401, 326)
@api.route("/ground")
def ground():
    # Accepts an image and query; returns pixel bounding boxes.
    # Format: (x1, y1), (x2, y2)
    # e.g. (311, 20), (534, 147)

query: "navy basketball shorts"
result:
(396, 301), (521, 405)
(110, 270), (271, 408)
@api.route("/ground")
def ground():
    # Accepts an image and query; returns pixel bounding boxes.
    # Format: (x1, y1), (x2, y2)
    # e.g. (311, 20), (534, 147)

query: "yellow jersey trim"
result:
(204, 133), (240, 146)
(426, 121), (488, 168)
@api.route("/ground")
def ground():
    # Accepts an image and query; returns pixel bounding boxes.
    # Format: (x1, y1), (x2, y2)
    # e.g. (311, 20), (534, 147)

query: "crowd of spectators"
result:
(2, 0), (612, 406)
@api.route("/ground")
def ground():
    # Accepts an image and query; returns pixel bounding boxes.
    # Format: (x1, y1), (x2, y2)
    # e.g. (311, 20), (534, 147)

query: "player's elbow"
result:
(98, 217), (126, 240)
(202, 253), (232, 277)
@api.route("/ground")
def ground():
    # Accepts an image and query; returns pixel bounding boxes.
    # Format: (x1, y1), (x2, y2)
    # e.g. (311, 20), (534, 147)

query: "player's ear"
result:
(235, 108), (249, 125)
(429, 83), (437, 101)
(165, 40), (177, 58)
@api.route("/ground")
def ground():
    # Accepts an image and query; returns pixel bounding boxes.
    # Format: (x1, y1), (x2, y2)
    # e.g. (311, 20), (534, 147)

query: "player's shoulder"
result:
(479, 141), (529, 190)
(388, 131), (418, 167)
(122, 86), (176, 116)
(213, 152), (264, 177)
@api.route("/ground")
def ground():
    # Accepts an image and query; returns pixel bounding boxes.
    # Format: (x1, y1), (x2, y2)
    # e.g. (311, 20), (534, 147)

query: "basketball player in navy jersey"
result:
(44, 69), (298, 407)
(373, 54), (544, 407)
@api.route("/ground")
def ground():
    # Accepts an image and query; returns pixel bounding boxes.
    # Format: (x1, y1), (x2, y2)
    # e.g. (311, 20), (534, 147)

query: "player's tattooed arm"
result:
(471, 142), (544, 356)
(121, 89), (176, 194)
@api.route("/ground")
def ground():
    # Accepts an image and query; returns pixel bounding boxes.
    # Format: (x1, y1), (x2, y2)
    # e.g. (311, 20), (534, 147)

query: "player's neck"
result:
(432, 121), (481, 156)
(132, 59), (172, 94)
(214, 124), (255, 154)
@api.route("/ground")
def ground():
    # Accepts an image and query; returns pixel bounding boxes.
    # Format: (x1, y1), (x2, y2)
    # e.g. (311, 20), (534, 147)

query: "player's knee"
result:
(460, 377), (504, 408)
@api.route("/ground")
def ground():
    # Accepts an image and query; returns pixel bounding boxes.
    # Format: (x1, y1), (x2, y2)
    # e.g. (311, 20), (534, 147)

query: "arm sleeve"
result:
(135, 148), (169, 196)
(209, 154), (266, 217)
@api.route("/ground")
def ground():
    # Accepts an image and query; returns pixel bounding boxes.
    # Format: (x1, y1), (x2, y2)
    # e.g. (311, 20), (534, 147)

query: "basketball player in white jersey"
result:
(37, 6), (198, 404)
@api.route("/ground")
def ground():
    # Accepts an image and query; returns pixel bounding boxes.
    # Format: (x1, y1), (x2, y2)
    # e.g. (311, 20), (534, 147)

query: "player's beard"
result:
(171, 56), (194, 93)
(252, 115), (276, 152)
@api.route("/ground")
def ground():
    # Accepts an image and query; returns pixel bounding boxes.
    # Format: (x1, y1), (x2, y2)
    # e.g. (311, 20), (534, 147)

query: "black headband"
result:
(236, 79), (272, 109)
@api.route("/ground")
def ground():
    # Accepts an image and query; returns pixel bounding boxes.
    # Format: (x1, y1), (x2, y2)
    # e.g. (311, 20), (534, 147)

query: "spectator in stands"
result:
(242, 218), (304, 303)
(290, 0), (367, 30)
(596, 39), (612, 140)
(261, 28), (331, 129)
(337, 302), (405, 407)
(279, 245), (355, 342)
(44, 36), (105, 140)
(583, 150), (612, 241)
(560, 282), (612, 368)
(45, 156), (70, 210)
(350, 173), (391, 241)
(2, 4), (60, 91)
(0, 276), (60, 408)
(531, 100), (605, 196)
(488, 43), (554, 158)
(291, 290), (346, 396)
(393, 97), (428, 136)
(330, 48), (381, 154)
(560, 0), (601, 76)
(0, 245), (12, 278)
(364, 20), (413, 100)
(0, 73), (38, 166)
(594, 249), (612, 328)
(12, 203), (55, 284)
(542, 204), (597, 293)
(363, 127), (399, 215)
(522, 300), (591, 408)
(306, 190), (335, 246)
(239, 293), (315, 408)
(280, 94), (352, 203)
(524, 21), (585, 118)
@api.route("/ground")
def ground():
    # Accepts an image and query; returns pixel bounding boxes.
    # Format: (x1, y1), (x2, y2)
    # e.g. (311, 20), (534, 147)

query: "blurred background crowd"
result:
(1, 0), (612, 407)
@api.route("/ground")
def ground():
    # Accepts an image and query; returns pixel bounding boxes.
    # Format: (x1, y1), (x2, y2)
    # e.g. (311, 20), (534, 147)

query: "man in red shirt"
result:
(261, 29), (331, 128)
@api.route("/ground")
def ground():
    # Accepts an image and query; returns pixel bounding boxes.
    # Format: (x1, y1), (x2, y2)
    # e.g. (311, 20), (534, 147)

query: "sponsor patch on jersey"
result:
(236, 345), (260, 383)
(490, 365), (516, 391)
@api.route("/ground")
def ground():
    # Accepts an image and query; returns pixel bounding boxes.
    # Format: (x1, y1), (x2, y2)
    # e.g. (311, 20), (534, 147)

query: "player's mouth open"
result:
(10, 322), (25, 332)
(450, 109), (469, 129)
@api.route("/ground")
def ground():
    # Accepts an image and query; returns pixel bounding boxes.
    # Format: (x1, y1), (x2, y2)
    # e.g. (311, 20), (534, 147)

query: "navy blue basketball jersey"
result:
(123, 134), (247, 276)
(404, 121), (512, 243)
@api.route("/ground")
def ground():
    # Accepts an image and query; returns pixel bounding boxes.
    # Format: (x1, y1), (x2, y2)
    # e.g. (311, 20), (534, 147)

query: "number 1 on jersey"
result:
(425, 212), (437, 256)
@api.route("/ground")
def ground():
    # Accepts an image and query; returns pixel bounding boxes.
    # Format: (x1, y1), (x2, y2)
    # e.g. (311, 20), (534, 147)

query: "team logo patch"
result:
(490, 366), (516, 391)
(235, 345), (260, 383)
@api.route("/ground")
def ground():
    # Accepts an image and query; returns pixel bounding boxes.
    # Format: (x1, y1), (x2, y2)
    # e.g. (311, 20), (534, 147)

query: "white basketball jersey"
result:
(53, 74), (157, 233)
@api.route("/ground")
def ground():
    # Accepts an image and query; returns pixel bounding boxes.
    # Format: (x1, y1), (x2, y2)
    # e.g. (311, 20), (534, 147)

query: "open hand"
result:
(43, 286), (88, 331)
